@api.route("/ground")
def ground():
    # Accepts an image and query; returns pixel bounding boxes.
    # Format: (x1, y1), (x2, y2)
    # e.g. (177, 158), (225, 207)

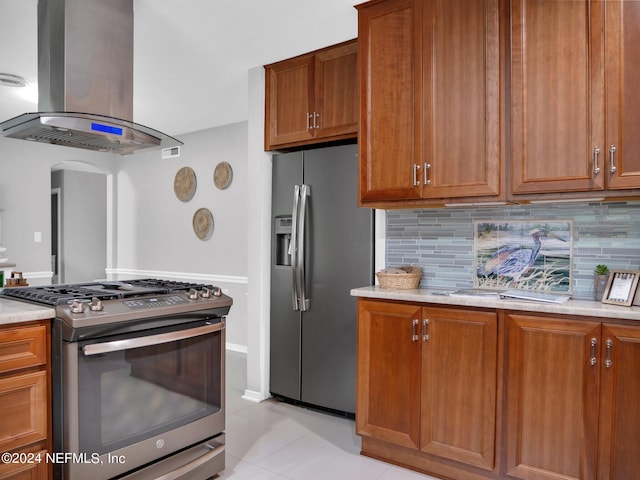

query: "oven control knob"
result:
(89, 297), (104, 312)
(69, 299), (86, 314)
(188, 288), (199, 300)
(201, 287), (212, 298)
(213, 287), (222, 297)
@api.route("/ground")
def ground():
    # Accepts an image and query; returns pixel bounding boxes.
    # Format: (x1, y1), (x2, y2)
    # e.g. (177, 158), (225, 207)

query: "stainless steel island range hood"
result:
(0, 0), (182, 155)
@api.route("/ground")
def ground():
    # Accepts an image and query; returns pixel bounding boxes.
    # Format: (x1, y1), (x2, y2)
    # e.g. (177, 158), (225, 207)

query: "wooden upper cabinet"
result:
(421, 0), (501, 200)
(605, 0), (640, 190)
(265, 55), (315, 148)
(264, 40), (358, 151)
(358, 0), (501, 205)
(314, 42), (359, 141)
(510, 0), (604, 195)
(510, 0), (640, 195)
(358, 0), (420, 202)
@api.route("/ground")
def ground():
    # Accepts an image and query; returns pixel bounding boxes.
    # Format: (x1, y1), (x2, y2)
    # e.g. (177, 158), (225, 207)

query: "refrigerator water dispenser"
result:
(274, 215), (292, 266)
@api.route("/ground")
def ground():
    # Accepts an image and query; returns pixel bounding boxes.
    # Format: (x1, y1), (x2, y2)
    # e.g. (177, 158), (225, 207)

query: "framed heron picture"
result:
(474, 220), (573, 293)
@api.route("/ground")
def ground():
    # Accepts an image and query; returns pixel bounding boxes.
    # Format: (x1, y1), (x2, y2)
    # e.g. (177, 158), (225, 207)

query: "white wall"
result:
(0, 123), (250, 356)
(111, 122), (249, 350)
(0, 136), (116, 284)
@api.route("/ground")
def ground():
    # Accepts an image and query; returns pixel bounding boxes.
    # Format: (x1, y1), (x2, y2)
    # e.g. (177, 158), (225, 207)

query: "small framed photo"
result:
(601, 270), (640, 306)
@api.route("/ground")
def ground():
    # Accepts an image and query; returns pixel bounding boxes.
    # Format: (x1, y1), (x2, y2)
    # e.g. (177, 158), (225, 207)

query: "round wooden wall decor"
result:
(213, 162), (233, 190)
(174, 166), (197, 202)
(192, 208), (214, 240)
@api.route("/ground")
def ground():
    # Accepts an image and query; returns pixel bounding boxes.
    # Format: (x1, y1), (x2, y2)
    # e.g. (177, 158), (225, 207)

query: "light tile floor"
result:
(220, 351), (439, 480)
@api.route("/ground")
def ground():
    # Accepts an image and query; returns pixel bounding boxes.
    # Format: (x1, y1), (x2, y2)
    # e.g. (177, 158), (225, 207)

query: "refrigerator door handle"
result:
(291, 185), (301, 311)
(297, 184), (310, 311)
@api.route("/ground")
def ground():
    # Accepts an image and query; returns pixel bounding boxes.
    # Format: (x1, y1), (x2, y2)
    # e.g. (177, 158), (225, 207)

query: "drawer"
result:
(0, 371), (48, 453)
(0, 449), (48, 480)
(0, 326), (47, 375)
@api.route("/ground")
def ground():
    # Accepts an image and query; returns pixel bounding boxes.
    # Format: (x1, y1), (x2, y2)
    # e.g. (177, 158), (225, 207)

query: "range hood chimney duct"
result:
(0, 0), (182, 155)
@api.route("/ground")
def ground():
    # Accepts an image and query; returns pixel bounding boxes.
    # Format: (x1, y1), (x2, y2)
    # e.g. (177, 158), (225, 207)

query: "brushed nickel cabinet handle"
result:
(605, 339), (613, 368)
(609, 145), (617, 174)
(413, 164), (421, 186)
(423, 163), (431, 185)
(307, 112), (313, 130)
(590, 338), (597, 366)
(422, 318), (429, 341)
(593, 147), (601, 176)
(412, 319), (419, 342)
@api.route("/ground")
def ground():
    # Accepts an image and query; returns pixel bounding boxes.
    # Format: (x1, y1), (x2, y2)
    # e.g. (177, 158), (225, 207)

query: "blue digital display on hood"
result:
(91, 122), (123, 136)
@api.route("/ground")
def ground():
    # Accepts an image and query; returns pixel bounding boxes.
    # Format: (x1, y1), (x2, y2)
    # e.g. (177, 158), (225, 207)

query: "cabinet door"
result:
(605, 0), (640, 190)
(421, 0), (501, 199)
(598, 324), (640, 480)
(265, 55), (315, 148)
(358, 0), (422, 202)
(314, 41), (358, 140)
(510, 0), (605, 194)
(505, 314), (600, 480)
(420, 306), (497, 470)
(356, 299), (422, 450)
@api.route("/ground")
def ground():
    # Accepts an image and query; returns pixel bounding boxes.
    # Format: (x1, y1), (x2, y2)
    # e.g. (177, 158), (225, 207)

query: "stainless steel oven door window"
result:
(61, 319), (225, 479)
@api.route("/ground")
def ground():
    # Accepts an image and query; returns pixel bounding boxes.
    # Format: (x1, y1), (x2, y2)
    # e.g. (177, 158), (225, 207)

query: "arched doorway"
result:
(51, 161), (111, 283)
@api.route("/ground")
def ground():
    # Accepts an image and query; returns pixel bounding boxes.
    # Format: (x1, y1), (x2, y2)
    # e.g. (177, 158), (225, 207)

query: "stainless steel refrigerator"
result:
(270, 144), (373, 415)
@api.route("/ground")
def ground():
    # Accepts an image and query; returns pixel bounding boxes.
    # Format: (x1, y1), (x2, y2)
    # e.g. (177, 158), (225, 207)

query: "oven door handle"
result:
(82, 321), (225, 356)
(154, 442), (225, 480)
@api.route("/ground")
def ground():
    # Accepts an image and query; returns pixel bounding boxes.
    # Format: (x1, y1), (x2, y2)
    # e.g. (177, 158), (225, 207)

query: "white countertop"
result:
(351, 286), (640, 321)
(0, 298), (55, 326)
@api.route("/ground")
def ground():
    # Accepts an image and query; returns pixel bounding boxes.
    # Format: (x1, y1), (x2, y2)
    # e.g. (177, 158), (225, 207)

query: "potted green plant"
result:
(594, 264), (610, 301)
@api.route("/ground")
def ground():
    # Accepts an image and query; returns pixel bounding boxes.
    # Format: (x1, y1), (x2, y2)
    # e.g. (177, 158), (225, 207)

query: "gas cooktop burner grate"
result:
(0, 279), (217, 306)
(126, 279), (215, 291)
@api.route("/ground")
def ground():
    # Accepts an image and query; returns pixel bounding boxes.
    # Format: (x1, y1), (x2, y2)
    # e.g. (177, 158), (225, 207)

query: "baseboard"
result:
(242, 389), (270, 403)
(226, 343), (248, 354)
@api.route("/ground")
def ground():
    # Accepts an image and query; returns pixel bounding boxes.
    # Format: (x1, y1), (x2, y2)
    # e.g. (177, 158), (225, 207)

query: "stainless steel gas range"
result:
(1, 279), (232, 480)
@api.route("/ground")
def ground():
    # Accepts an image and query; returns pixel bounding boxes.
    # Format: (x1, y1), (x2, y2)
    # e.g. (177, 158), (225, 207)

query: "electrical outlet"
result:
(34, 231), (42, 243)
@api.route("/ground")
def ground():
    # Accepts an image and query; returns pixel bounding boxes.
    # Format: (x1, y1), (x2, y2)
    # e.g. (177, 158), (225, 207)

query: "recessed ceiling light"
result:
(0, 73), (28, 88)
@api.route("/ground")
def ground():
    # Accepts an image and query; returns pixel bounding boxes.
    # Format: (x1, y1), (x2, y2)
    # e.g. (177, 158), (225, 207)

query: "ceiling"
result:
(0, 0), (358, 137)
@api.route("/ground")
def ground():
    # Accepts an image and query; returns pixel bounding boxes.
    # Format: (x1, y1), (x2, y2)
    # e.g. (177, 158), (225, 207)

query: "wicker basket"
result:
(376, 266), (423, 290)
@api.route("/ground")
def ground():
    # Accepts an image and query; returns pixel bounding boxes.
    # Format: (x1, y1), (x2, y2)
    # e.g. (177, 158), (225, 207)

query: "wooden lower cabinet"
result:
(357, 302), (640, 480)
(504, 313), (600, 480)
(0, 451), (48, 480)
(357, 300), (422, 449)
(597, 324), (640, 480)
(505, 313), (640, 480)
(0, 322), (51, 480)
(356, 299), (498, 477)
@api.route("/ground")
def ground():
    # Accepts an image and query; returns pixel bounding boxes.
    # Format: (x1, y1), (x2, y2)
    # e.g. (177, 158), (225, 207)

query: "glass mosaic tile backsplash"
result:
(385, 201), (640, 299)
